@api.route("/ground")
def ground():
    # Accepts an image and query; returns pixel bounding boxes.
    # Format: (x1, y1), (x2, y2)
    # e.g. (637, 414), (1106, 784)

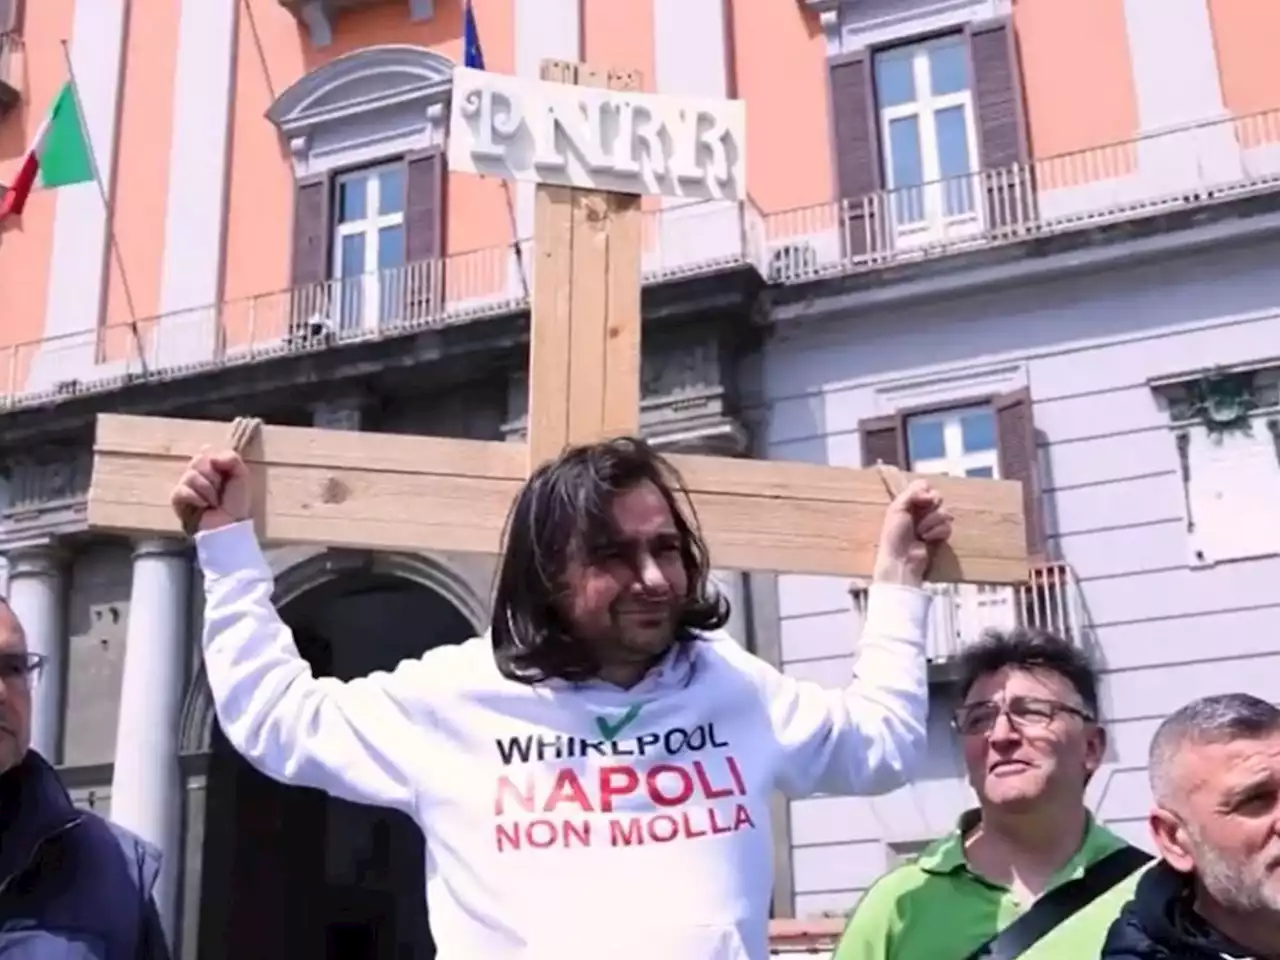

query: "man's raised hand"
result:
(873, 479), (954, 587)
(170, 448), (251, 535)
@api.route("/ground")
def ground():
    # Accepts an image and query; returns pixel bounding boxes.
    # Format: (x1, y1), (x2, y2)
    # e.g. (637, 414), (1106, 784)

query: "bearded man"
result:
(1103, 692), (1280, 959)
(172, 435), (953, 960)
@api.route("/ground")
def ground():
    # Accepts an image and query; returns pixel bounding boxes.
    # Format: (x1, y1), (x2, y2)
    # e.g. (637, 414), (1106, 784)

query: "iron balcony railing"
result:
(2, 108), (1279, 408)
(0, 199), (768, 409)
(849, 562), (1086, 664)
(763, 105), (1280, 283)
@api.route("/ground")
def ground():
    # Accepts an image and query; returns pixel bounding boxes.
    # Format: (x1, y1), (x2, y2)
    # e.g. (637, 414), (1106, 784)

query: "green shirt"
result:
(832, 811), (1151, 960)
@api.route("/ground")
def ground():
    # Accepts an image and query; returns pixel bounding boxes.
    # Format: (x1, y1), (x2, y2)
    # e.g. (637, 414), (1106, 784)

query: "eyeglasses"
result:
(952, 696), (1094, 736)
(0, 652), (47, 688)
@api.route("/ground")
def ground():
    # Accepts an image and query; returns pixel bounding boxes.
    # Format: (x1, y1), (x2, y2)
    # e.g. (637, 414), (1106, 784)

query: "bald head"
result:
(1149, 694), (1280, 808)
(0, 597), (30, 774)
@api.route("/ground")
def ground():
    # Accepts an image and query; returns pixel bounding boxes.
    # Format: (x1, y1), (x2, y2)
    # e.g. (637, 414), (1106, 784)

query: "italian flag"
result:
(0, 81), (94, 220)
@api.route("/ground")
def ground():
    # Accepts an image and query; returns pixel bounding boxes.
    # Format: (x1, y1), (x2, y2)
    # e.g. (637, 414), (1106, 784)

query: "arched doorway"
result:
(197, 563), (479, 960)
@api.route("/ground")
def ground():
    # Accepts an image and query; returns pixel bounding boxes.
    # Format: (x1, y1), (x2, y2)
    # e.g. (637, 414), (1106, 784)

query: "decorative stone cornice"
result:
(278, 1), (434, 49)
(266, 43), (453, 176)
(0, 446), (91, 551)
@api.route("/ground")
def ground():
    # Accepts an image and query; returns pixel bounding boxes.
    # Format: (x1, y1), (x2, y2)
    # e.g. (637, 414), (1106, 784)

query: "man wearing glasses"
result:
(0, 599), (171, 958)
(833, 628), (1152, 959)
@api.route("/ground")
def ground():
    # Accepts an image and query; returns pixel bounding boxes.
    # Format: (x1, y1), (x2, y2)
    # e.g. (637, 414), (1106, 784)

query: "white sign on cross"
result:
(84, 60), (1029, 585)
(448, 64), (746, 202)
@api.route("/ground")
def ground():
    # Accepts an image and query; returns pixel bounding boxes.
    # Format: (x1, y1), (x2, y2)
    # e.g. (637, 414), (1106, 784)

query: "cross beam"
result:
(87, 413), (1026, 582)
(82, 59), (1030, 585)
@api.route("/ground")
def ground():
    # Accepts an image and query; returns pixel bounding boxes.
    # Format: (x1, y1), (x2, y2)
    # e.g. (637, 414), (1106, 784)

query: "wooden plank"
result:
(526, 180), (575, 469)
(526, 58), (580, 470)
(93, 413), (526, 480)
(88, 453), (522, 556)
(600, 66), (644, 439)
(526, 60), (645, 464)
(87, 414), (1028, 583)
(565, 64), (612, 444)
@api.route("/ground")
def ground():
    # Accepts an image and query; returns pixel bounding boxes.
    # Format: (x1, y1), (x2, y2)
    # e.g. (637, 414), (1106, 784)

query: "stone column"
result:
(5, 543), (67, 762)
(110, 538), (192, 948)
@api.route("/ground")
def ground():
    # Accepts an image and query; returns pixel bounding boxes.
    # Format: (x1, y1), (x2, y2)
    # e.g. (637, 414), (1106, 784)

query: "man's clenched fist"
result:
(170, 448), (251, 534)
(874, 479), (954, 587)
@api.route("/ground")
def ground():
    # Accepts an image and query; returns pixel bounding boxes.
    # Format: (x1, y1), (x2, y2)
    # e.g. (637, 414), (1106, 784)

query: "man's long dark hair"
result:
(490, 436), (730, 685)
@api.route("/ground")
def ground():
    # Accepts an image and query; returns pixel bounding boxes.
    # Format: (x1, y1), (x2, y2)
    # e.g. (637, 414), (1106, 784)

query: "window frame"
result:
(858, 386), (1046, 560)
(873, 34), (982, 230)
(903, 402), (1000, 478)
(331, 162), (408, 283)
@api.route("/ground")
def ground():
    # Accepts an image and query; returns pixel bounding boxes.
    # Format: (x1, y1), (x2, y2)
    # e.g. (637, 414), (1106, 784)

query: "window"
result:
(858, 388), (1045, 558)
(333, 164), (407, 330)
(827, 19), (1029, 259)
(905, 404), (998, 478)
(861, 392), (1045, 658)
(873, 36), (979, 233)
(267, 46), (451, 340)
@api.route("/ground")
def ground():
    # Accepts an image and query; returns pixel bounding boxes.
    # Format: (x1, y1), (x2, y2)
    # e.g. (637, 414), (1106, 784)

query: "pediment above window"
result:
(267, 44), (455, 177)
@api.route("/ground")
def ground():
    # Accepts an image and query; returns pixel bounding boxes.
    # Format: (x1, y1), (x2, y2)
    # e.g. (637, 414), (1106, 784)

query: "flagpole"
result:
(464, 0), (529, 300)
(503, 181), (529, 300)
(58, 40), (148, 376)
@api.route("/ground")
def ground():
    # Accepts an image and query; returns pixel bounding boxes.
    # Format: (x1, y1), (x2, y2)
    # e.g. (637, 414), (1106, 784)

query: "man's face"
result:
(1154, 734), (1280, 914)
(560, 480), (689, 669)
(0, 604), (32, 774)
(957, 665), (1104, 812)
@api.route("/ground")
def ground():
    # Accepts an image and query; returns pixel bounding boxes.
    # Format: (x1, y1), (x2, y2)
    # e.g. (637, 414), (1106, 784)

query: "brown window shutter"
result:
(404, 149), (445, 317)
(968, 17), (1033, 228)
(995, 387), (1046, 558)
(0, 0), (19, 32)
(405, 149), (445, 262)
(828, 51), (882, 259)
(859, 414), (904, 469)
(290, 174), (331, 286)
(289, 173), (332, 336)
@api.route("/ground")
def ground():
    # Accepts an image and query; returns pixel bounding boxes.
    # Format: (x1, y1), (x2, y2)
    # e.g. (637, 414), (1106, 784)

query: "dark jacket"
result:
(1102, 859), (1262, 959)
(0, 749), (170, 959)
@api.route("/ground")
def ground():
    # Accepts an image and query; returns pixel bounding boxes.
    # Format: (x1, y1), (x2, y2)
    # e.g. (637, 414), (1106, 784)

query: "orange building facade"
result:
(0, 0), (1278, 390)
(1, 0), (1280, 957)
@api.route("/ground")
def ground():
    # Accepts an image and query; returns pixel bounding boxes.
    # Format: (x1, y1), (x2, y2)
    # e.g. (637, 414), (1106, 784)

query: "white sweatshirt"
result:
(196, 521), (932, 960)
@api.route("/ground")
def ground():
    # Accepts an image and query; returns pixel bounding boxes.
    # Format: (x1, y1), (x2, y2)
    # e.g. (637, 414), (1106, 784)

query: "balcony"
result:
(763, 106), (1280, 284)
(0, 198), (767, 409)
(849, 562), (1086, 668)
(0, 30), (22, 119)
(3, 109), (1280, 412)
(278, 0), (433, 46)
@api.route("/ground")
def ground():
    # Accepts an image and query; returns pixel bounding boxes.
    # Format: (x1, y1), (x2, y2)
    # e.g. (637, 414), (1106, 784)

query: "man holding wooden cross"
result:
(88, 59), (1026, 959)
(172, 432), (951, 959)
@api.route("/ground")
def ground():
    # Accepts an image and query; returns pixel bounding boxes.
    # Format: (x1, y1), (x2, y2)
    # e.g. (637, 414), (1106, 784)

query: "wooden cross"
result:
(83, 60), (1029, 585)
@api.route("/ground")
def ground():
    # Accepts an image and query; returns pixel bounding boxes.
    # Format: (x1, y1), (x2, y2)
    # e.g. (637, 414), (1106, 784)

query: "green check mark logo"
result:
(595, 704), (643, 741)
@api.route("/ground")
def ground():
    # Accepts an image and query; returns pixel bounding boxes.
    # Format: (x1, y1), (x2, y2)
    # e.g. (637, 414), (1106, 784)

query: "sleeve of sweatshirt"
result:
(750, 582), (931, 798)
(195, 520), (438, 817)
